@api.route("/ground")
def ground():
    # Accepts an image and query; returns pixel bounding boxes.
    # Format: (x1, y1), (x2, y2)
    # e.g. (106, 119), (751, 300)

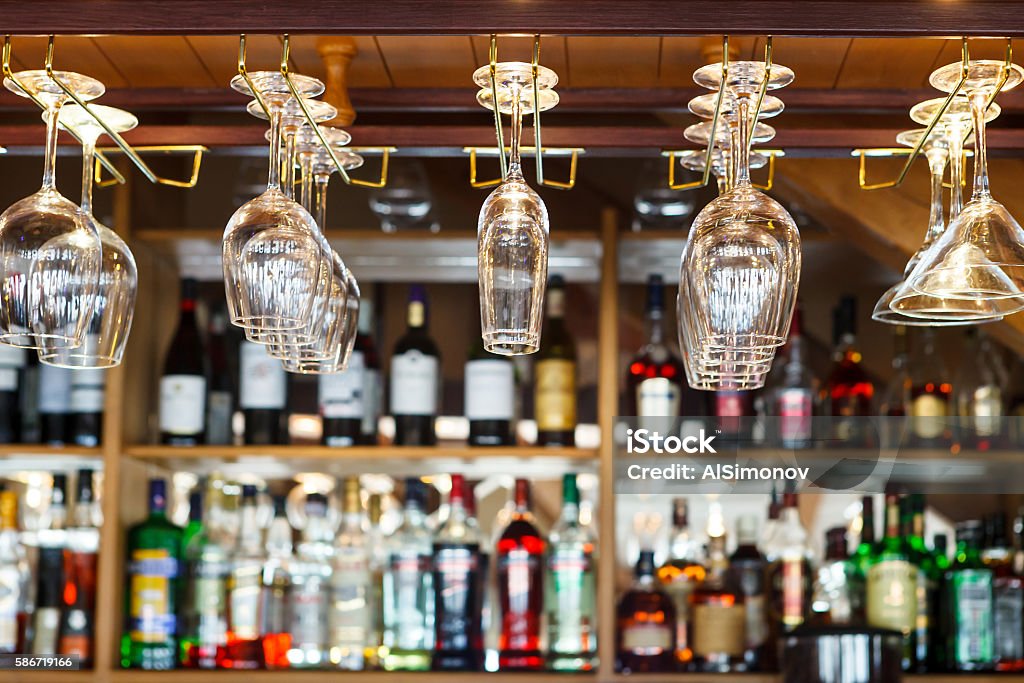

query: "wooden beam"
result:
(5, 1), (1024, 36)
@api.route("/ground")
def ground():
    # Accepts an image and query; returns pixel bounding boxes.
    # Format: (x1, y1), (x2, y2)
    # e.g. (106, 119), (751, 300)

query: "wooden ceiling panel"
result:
(752, 37), (852, 89)
(930, 38), (1024, 76)
(834, 38), (946, 89)
(375, 36), (476, 88)
(566, 37), (660, 88)
(8, 35), (128, 89)
(468, 35), (569, 86)
(186, 35), (272, 89)
(90, 36), (217, 88)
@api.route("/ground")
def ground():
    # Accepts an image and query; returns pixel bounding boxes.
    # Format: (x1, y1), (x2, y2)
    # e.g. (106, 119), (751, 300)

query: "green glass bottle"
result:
(535, 275), (577, 446)
(854, 494), (876, 577)
(929, 533), (951, 672)
(866, 492), (916, 670)
(181, 490), (203, 554)
(947, 520), (995, 672)
(180, 489), (229, 669)
(904, 494), (937, 672)
(122, 478), (183, 670)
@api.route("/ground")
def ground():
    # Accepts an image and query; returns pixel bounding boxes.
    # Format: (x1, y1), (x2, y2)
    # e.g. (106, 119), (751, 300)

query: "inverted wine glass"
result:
(907, 60), (1024, 311)
(39, 104), (139, 367)
(474, 62), (553, 356)
(0, 71), (105, 348)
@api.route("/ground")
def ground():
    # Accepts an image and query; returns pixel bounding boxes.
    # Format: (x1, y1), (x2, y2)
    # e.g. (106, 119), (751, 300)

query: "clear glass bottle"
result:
(180, 489), (228, 669)
(956, 328), (1006, 451)
(810, 527), (863, 626)
(329, 477), (371, 670)
(766, 303), (816, 449)
(382, 478), (434, 671)
(0, 490), (29, 655)
(259, 496), (292, 669)
(545, 473), (597, 672)
(982, 513), (1023, 671)
(364, 494), (385, 669)
(288, 492), (332, 669)
(655, 497), (705, 668)
(907, 329), (953, 448)
(224, 484), (264, 669)
(765, 493), (813, 639)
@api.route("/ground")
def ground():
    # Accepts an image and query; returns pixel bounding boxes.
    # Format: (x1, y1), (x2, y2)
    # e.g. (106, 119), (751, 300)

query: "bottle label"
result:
(778, 388), (813, 442)
(240, 342), (287, 409)
(38, 364), (73, 414)
(70, 369), (106, 413)
(228, 564), (262, 640)
(621, 623), (672, 653)
(535, 359), (576, 431)
(781, 557), (807, 627)
(159, 375), (206, 435)
(866, 559), (917, 634)
(548, 548), (595, 654)
(970, 386), (1003, 436)
(434, 545), (480, 647)
(0, 344), (24, 392)
(465, 359), (514, 420)
(291, 585), (327, 646)
(129, 549), (178, 643)
(693, 601), (746, 657)
(320, 351), (365, 419)
(329, 549), (371, 643)
(387, 552), (432, 650)
(730, 559), (766, 648)
(953, 569), (994, 664)
(911, 394), (947, 438)
(194, 572), (227, 647)
(390, 351), (438, 416)
(637, 377), (680, 417)
(363, 369), (381, 436)
(995, 581), (1024, 662)
(0, 572), (20, 650)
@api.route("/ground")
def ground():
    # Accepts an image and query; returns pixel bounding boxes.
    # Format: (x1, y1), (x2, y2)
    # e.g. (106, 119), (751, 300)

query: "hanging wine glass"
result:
(678, 148), (770, 196)
(0, 70), (105, 348)
(39, 104), (139, 367)
(223, 72), (325, 334)
(907, 60), (1024, 310)
(474, 61), (557, 356)
(682, 61), (800, 390)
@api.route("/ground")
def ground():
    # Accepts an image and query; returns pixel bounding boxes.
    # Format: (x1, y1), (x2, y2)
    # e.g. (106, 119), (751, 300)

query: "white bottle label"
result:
(38, 364), (73, 414)
(239, 342), (287, 410)
(464, 358), (514, 420)
(319, 351), (365, 419)
(160, 375), (206, 434)
(637, 377), (680, 417)
(70, 368), (107, 413)
(0, 344), (24, 392)
(390, 351), (438, 416)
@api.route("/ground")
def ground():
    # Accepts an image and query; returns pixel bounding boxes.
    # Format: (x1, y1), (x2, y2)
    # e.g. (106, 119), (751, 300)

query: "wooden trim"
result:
(124, 444), (598, 460)
(4, 1), (1024, 36)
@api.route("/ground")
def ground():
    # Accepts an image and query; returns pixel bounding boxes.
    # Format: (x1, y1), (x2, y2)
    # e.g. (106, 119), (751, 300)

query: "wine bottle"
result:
(0, 490), (29, 655)
(391, 285), (440, 446)
(907, 328), (952, 448)
(59, 469), (100, 665)
(616, 551), (676, 673)
(766, 303), (816, 449)
(38, 363), (73, 446)
(70, 368), (105, 447)
(0, 344), (24, 443)
(321, 301), (381, 447)
(535, 275), (576, 446)
(627, 274), (687, 418)
(824, 296), (875, 446)
(239, 341), (288, 445)
(159, 278), (207, 446)
(880, 326), (910, 448)
(465, 332), (515, 446)
(205, 310), (234, 446)
(497, 479), (545, 670)
(956, 328), (1005, 451)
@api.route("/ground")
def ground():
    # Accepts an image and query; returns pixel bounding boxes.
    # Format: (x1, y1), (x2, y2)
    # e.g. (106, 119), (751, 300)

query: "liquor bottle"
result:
(496, 479), (545, 670)
(31, 544), (64, 654)
(391, 285), (440, 446)
(59, 470), (100, 665)
(224, 484), (264, 669)
(880, 326), (910, 448)
(329, 476), (371, 670)
(382, 478), (434, 671)
(766, 304), (816, 449)
(765, 493), (812, 639)
(691, 533), (745, 672)
(982, 514), (1023, 671)
(931, 532), (952, 672)
(69, 367), (105, 447)
(289, 492), (332, 668)
(123, 479), (182, 670)
(0, 490), (29, 655)
(38, 363), (73, 445)
(321, 301), (381, 447)
(760, 491), (781, 556)
(907, 494), (938, 672)
(616, 550), (676, 673)
(180, 490), (228, 669)
(259, 496), (292, 669)
(159, 278), (207, 445)
(182, 490), (203, 552)
(432, 474), (485, 671)
(866, 491), (916, 670)
(626, 274), (687, 418)
(810, 527), (863, 625)
(956, 328), (1005, 451)
(854, 495), (876, 577)
(713, 390), (755, 444)
(535, 275), (577, 446)
(465, 332), (515, 446)
(728, 514), (768, 671)
(946, 520), (995, 671)
(365, 494), (385, 669)
(545, 473), (597, 672)
(0, 345), (24, 443)
(656, 497), (705, 668)
(20, 352), (40, 443)
(239, 341), (288, 445)
(907, 328), (953, 448)
(205, 310), (234, 446)
(824, 296), (875, 444)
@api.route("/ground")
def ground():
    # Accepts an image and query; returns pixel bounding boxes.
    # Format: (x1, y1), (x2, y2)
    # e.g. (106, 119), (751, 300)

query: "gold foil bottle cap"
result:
(343, 476), (361, 514)
(368, 493), (382, 525)
(0, 491), (17, 529)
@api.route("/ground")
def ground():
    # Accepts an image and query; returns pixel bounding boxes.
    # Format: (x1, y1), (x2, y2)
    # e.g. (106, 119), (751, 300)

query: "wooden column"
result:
(317, 36), (358, 126)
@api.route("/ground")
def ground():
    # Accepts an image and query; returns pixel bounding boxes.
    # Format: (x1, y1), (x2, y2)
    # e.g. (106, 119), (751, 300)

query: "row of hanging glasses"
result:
(223, 65), (364, 374)
(872, 43), (1024, 325)
(0, 67), (138, 369)
(677, 42), (801, 392)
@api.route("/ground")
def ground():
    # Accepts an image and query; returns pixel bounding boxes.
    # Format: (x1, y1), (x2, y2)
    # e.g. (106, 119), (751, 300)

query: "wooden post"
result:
(317, 36), (359, 126)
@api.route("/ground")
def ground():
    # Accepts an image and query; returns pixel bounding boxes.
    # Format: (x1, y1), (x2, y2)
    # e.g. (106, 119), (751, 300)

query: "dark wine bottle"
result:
(391, 285), (440, 446)
(465, 330), (515, 446)
(39, 363), (73, 446)
(70, 367), (105, 447)
(205, 310), (234, 446)
(159, 278), (207, 445)
(535, 275), (576, 446)
(321, 300), (381, 446)
(239, 340), (288, 445)
(0, 344), (25, 443)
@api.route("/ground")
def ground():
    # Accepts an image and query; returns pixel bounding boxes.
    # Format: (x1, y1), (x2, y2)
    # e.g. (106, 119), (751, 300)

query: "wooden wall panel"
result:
(566, 36), (661, 88)
(9, 35), (129, 89)
(375, 36), (476, 88)
(835, 38), (947, 89)
(91, 36), (218, 88)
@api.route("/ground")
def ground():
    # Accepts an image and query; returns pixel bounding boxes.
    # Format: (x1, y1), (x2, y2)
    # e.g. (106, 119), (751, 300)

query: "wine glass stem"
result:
(299, 153), (313, 214)
(969, 90), (991, 200)
(734, 95), (752, 187)
(508, 81), (524, 175)
(948, 122), (964, 220)
(924, 148), (947, 242)
(266, 108), (283, 191)
(80, 136), (98, 216)
(282, 129), (297, 201)
(41, 105), (61, 190)
(315, 174), (329, 230)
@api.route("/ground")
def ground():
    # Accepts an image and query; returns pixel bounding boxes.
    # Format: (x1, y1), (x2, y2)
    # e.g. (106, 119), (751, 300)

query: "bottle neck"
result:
(266, 516), (293, 557)
(547, 287), (565, 320)
(646, 307), (665, 346)
(883, 498), (900, 539)
(238, 500), (261, 552)
(407, 300), (426, 330)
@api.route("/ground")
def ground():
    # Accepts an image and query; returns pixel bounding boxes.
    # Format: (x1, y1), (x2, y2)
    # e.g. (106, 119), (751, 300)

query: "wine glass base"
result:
(483, 331), (540, 356)
(909, 96), (999, 128)
(688, 92), (785, 120)
(57, 104), (139, 138)
(684, 121), (776, 147)
(472, 61), (558, 90)
(476, 86), (559, 114)
(249, 97), (337, 123)
(692, 61), (795, 93)
(895, 128), (948, 153)
(678, 149), (768, 174)
(4, 70), (105, 103)
(38, 351), (120, 369)
(296, 125), (353, 149)
(230, 71), (325, 98)
(929, 60), (1024, 95)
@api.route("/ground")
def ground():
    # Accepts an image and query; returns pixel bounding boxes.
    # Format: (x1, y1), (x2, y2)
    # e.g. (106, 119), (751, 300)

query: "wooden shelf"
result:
(0, 444), (104, 473)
